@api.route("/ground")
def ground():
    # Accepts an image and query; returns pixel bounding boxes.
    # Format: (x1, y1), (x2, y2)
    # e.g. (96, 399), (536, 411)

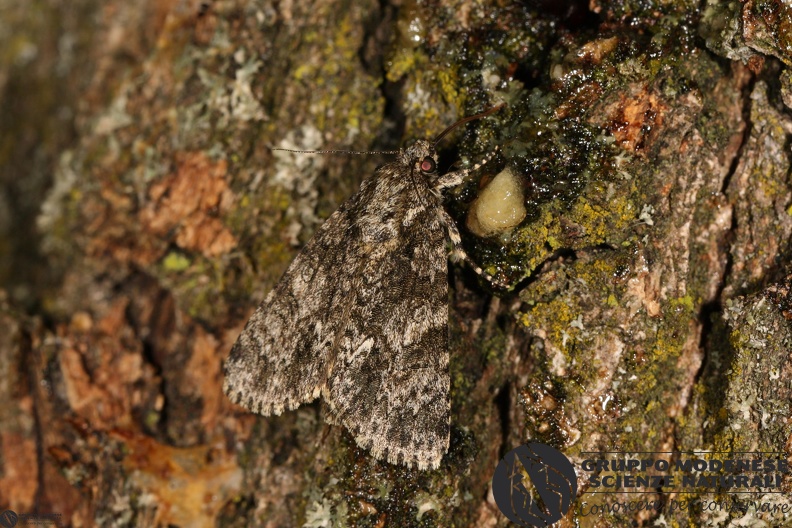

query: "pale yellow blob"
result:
(466, 167), (526, 237)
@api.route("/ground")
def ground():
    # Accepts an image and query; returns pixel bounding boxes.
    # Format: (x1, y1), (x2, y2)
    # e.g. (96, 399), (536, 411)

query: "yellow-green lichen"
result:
(519, 297), (581, 354)
(162, 251), (191, 272)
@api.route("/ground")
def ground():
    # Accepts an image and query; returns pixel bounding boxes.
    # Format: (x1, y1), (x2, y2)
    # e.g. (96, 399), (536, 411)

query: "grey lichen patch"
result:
(298, 445), (411, 527)
(781, 69), (792, 109)
(701, 0), (792, 72)
(700, 0), (761, 65)
(196, 49), (267, 127)
(721, 292), (792, 447)
(37, 150), (81, 261)
(674, 278), (792, 526)
(303, 496), (349, 528)
(723, 82), (792, 298)
(270, 124), (328, 245)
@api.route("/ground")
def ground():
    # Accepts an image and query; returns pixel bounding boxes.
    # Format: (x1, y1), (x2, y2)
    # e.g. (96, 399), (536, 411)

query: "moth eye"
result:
(420, 156), (436, 173)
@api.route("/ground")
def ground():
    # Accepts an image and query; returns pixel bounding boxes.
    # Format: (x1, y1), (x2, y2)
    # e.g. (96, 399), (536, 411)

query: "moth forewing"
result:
(224, 108), (504, 470)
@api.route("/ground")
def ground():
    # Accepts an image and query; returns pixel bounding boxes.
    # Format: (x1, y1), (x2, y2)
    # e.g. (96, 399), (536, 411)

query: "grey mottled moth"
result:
(223, 106), (503, 470)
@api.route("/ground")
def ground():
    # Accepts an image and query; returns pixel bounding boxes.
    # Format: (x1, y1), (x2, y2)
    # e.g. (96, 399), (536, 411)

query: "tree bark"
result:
(2, 0), (792, 526)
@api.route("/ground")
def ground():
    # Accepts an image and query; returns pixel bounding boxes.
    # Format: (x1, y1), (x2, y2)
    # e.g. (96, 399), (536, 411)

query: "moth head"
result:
(270, 106), (504, 182)
(401, 139), (438, 176)
(400, 104), (505, 178)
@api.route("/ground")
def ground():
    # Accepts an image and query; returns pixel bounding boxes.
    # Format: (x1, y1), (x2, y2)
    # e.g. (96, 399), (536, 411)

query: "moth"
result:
(223, 106), (503, 470)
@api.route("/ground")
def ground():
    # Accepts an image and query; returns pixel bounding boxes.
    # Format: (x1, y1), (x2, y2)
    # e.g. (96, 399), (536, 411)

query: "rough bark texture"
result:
(2, 0), (792, 526)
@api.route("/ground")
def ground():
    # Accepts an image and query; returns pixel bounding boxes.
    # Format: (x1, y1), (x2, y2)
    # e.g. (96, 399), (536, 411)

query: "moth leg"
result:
(432, 146), (499, 191)
(438, 208), (507, 289)
(433, 169), (468, 191)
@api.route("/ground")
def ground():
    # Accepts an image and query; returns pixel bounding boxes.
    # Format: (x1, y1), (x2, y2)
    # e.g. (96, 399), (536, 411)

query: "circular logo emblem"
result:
(0, 510), (18, 528)
(492, 443), (578, 527)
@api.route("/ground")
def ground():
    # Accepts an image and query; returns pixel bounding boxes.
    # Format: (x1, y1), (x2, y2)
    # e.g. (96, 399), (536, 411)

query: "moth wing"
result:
(323, 192), (450, 470)
(223, 185), (369, 416)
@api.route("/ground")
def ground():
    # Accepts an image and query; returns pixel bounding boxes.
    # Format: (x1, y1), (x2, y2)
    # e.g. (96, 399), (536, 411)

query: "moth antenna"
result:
(432, 103), (506, 146)
(270, 147), (401, 156)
